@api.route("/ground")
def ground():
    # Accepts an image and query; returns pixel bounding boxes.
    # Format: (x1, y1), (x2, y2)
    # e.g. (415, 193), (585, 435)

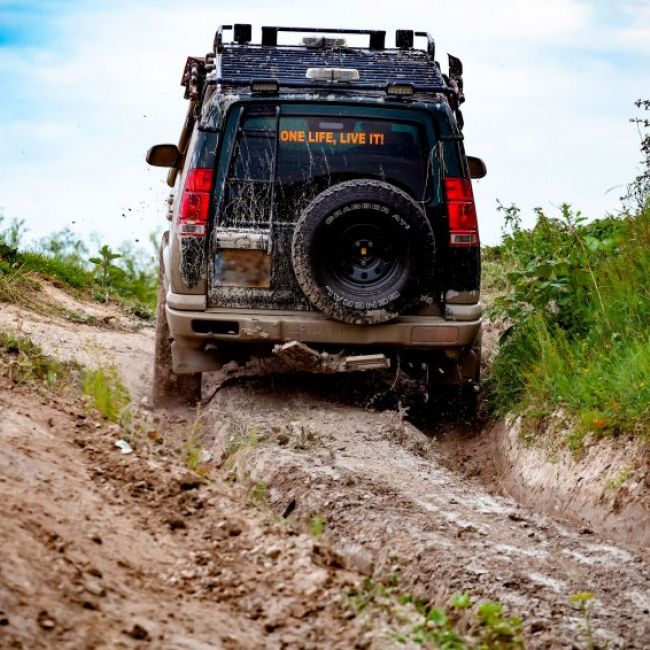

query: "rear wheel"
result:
(152, 272), (202, 408)
(292, 180), (435, 325)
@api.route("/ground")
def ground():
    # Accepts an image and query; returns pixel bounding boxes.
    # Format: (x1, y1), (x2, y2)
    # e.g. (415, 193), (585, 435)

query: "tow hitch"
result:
(272, 341), (390, 373)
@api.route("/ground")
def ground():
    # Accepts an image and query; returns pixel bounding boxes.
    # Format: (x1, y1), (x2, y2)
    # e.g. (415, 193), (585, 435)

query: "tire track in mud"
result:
(200, 376), (650, 648)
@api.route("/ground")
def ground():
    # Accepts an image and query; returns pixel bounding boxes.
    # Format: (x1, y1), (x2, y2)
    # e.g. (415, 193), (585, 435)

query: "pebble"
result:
(265, 545), (282, 559)
(126, 623), (150, 640)
(37, 610), (55, 630)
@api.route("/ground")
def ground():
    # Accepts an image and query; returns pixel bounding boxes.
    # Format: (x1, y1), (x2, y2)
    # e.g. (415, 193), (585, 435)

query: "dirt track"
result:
(1, 292), (650, 648)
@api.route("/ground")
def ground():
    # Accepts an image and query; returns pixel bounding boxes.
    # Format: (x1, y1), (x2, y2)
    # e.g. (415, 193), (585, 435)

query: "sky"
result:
(1, 0), (649, 252)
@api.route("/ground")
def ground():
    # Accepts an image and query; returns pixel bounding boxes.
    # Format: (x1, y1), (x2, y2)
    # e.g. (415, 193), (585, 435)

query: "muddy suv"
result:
(147, 25), (485, 411)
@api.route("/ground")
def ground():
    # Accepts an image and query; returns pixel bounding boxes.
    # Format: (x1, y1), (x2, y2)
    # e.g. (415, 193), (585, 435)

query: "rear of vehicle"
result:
(147, 25), (483, 411)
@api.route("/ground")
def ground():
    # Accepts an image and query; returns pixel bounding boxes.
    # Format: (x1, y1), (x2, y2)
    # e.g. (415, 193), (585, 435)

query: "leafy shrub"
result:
(348, 579), (525, 649)
(488, 202), (650, 441)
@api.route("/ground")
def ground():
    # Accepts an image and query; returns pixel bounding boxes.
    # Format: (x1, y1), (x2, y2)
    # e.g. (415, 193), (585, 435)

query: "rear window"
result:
(221, 108), (430, 228)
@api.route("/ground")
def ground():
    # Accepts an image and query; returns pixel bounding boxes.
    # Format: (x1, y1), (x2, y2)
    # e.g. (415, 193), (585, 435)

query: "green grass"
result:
(346, 578), (525, 649)
(309, 514), (326, 537)
(0, 330), (77, 388)
(487, 203), (650, 444)
(82, 364), (130, 422)
(1, 217), (158, 317)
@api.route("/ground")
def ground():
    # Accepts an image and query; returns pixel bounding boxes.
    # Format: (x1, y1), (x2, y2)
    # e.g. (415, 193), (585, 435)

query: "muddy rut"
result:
(1, 293), (650, 648)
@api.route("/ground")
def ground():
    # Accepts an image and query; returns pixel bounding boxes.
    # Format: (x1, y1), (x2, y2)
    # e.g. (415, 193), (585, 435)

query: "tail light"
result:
(444, 177), (479, 247)
(178, 168), (214, 237)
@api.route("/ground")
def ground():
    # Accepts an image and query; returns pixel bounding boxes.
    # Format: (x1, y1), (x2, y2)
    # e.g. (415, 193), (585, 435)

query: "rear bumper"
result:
(166, 304), (481, 351)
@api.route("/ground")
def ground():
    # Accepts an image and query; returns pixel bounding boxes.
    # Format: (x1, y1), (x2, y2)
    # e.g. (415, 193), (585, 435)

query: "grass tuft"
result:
(0, 330), (76, 388)
(82, 364), (130, 422)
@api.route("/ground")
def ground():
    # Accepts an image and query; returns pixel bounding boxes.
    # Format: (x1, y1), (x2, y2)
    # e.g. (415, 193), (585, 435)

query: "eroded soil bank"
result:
(435, 416), (650, 555)
(1, 289), (650, 648)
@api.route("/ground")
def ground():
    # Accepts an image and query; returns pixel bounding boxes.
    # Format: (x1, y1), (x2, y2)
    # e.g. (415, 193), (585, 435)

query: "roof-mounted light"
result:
(250, 79), (279, 94)
(306, 67), (360, 81)
(386, 83), (415, 97)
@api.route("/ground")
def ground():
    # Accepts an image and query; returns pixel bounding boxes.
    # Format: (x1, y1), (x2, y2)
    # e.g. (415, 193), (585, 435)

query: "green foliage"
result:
(346, 579), (525, 649)
(183, 408), (211, 478)
(487, 201), (650, 442)
(89, 244), (125, 300)
(39, 227), (89, 265)
(82, 364), (130, 423)
(0, 330), (75, 388)
(0, 213), (158, 316)
(88, 242), (157, 313)
(224, 426), (262, 462)
(569, 593), (598, 650)
(625, 99), (650, 209)
(249, 481), (269, 504)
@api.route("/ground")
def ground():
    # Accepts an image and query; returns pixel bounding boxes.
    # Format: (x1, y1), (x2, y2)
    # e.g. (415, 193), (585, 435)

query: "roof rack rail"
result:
(213, 24), (435, 58)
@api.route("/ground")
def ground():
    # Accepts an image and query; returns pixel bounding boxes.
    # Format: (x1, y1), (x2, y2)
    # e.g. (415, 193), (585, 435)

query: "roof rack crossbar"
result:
(244, 25), (385, 36)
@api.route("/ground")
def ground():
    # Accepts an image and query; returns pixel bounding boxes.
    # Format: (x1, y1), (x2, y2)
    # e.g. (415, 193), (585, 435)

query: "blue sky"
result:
(1, 0), (649, 251)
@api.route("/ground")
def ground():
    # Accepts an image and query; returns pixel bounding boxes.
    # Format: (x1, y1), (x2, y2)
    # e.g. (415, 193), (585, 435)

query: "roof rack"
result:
(181, 24), (465, 117)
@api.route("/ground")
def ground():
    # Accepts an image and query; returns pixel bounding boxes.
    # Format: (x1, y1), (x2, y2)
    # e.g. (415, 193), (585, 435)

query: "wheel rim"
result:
(316, 210), (409, 297)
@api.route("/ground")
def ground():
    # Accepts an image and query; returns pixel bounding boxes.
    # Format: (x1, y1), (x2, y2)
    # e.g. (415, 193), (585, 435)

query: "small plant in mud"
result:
(569, 592), (599, 650)
(0, 330), (76, 388)
(249, 481), (269, 505)
(224, 425), (262, 465)
(182, 407), (211, 478)
(309, 515), (326, 537)
(603, 465), (633, 492)
(64, 309), (99, 326)
(346, 578), (525, 649)
(82, 364), (130, 423)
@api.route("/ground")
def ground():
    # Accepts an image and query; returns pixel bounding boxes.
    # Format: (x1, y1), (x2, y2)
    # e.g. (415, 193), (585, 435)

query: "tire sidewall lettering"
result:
(324, 202), (400, 228)
(325, 285), (400, 310)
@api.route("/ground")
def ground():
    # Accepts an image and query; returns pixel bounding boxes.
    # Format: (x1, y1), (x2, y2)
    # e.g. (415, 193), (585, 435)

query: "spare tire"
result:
(292, 180), (435, 324)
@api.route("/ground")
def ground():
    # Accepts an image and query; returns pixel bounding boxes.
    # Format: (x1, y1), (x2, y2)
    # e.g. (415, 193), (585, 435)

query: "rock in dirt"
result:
(332, 542), (375, 575)
(114, 439), (133, 455)
(177, 471), (204, 491)
(36, 610), (56, 630)
(126, 623), (150, 640)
